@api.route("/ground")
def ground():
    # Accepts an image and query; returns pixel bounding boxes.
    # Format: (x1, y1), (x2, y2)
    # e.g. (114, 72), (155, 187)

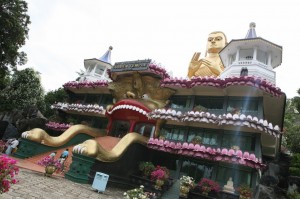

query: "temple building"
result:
(79, 46), (113, 82)
(15, 23), (285, 198)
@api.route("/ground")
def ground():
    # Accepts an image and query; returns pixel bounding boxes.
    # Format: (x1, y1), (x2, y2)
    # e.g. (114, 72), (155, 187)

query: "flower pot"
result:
(180, 185), (190, 198)
(45, 165), (56, 177)
(154, 179), (164, 190)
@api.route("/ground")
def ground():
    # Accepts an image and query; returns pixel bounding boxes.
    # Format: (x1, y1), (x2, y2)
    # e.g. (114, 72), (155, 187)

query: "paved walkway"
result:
(1, 168), (126, 199)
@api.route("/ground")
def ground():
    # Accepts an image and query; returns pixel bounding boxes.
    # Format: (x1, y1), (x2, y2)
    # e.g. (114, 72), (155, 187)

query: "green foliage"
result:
(0, 0), (30, 72)
(0, 68), (45, 112)
(287, 191), (300, 199)
(283, 95), (300, 153)
(289, 153), (300, 176)
(138, 162), (155, 178)
(44, 88), (68, 118)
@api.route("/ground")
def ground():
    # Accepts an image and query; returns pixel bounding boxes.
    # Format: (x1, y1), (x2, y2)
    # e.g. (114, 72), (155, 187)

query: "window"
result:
(85, 94), (101, 104)
(257, 49), (267, 64)
(216, 165), (252, 187)
(95, 66), (105, 76)
(202, 132), (219, 146)
(100, 95), (113, 106)
(240, 49), (254, 61)
(87, 66), (94, 73)
(229, 53), (236, 65)
(187, 128), (220, 147)
(180, 159), (213, 182)
(227, 97), (259, 115)
(221, 132), (255, 152)
(193, 97), (224, 113)
(134, 123), (155, 137)
(170, 96), (190, 110)
(110, 120), (130, 138)
(161, 126), (186, 142)
(187, 128), (204, 143)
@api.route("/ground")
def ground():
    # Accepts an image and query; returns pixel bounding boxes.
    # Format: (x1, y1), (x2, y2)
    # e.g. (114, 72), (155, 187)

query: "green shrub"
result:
(138, 162), (155, 178)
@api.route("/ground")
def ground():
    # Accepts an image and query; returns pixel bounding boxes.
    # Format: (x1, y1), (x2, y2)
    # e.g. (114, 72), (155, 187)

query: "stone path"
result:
(1, 168), (126, 199)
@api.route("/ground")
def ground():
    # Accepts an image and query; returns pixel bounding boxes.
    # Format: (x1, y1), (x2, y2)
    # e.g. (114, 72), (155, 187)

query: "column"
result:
(253, 47), (257, 61)
(267, 52), (272, 66)
(235, 48), (240, 63)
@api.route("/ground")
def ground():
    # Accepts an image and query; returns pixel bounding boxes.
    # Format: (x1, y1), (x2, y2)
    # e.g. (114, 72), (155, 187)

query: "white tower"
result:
(219, 23), (282, 84)
(80, 46), (113, 82)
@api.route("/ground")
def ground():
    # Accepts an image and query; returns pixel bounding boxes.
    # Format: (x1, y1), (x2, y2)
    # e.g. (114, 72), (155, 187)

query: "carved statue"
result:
(187, 31), (227, 78)
(108, 72), (175, 110)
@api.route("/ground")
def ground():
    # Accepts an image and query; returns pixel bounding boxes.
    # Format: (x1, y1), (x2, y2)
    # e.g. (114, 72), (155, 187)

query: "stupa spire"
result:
(245, 22), (257, 39)
(99, 46), (113, 64)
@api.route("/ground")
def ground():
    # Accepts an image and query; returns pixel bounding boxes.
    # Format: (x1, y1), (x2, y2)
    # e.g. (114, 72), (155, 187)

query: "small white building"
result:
(79, 46), (113, 82)
(220, 23), (282, 85)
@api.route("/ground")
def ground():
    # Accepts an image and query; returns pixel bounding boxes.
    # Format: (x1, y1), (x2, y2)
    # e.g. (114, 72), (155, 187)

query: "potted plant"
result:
(179, 175), (195, 198)
(0, 155), (19, 194)
(138, 161), (155, 178)
(150, 166), (169, 190)
(123, 185), (157, 199)
(191, 136), (202, 145)
(37, 156), (62, 176)
(198, 178), (220, 197)
(237, 184), (252, 199)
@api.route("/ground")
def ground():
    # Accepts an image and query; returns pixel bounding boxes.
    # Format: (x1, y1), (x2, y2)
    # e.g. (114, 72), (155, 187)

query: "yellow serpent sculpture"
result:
(73, 132), (149, 162)
(21, 124), (106, 147)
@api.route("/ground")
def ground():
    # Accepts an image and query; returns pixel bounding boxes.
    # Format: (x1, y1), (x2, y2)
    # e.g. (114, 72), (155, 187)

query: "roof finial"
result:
(99, 46), (112, 64)
(249, 22), (256, 28)
(245, 22), (257, 39)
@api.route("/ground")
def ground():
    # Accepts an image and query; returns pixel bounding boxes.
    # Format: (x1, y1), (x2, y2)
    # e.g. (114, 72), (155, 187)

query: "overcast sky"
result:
(20, 0), (299, 98)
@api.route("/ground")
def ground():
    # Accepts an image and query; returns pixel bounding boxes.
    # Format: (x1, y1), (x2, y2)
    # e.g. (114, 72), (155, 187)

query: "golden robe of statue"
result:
(187, 31), (227, 78)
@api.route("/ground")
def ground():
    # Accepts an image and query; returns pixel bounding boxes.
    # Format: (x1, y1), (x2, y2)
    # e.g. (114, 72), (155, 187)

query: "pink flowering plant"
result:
(150, 166), (168, 181)
(37, 156), (62, 172)
(198, 178), (220, 195)
(0, 155), (19, 194)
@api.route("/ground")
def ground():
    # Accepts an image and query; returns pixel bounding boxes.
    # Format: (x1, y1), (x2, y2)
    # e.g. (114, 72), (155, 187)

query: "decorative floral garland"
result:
(63, 80), (108, 89)
(148, 62), (170, 79)
(148, 109), (281, 138)
(45, 122), (72, 131)
(161, 76), (283, 97)
(147, 138), (266, 170)
(51, 102), (104, 115)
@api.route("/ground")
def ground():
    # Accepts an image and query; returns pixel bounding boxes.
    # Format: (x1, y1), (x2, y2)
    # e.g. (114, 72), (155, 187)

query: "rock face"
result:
(288, 176), (300, 194)
(254, 153), (291, 199)
(0, 106), (47, 138)
(254, 184), (274, 199)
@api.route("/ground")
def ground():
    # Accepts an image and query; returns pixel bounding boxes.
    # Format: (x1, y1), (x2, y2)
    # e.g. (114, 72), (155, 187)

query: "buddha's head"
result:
(206, 31), (227, 54)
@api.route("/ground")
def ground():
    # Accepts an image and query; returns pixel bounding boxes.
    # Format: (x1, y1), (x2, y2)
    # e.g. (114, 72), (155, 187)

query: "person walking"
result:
(58, 149), (69, 173)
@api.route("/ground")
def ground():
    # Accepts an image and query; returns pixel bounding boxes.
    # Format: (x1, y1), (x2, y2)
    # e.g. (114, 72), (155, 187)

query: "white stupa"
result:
(219, 22), (282, 85)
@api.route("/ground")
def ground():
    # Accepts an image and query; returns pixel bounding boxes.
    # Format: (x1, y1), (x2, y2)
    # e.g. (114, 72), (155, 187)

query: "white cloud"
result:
(21, 0), (299, 97)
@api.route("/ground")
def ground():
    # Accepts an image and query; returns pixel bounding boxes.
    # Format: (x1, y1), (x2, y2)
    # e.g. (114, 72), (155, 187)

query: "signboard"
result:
(112, 59), (151, 72)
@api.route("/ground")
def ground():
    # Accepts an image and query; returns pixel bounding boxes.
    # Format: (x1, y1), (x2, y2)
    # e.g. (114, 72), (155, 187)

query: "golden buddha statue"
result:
(187, 31), (227, 78)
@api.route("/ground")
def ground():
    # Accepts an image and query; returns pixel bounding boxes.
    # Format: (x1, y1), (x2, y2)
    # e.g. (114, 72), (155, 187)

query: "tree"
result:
(44, 88), (68, 118)
(283, 91), (300, 153)
(0, 0), (30, 73)
(0, 68), (45, 112)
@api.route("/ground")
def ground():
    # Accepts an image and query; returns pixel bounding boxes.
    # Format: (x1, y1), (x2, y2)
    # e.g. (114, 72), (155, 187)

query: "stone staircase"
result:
(25, 147), (74, 174)
(161, 179), (180, 199)
(24, 136), (120, 175)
